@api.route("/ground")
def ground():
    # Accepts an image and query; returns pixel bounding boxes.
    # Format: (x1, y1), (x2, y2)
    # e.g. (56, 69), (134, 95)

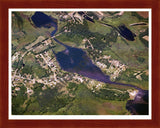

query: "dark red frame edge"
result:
(0, 0), (159, 128)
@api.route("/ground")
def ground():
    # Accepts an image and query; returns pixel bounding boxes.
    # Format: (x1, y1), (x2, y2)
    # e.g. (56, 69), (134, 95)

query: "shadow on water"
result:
(126, 90), (149, 115)
(31, 11), (149, 115)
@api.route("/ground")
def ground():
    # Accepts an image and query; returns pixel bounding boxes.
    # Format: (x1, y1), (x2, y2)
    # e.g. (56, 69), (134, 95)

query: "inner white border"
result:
(9, 8), (152, 120)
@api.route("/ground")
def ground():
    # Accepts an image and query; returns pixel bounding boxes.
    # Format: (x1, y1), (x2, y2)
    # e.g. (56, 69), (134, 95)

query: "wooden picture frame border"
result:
(0, 0), (160, 128)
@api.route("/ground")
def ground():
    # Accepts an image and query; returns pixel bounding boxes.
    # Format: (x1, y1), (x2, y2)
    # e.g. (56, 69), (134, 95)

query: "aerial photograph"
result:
(11, 10), (150, 116)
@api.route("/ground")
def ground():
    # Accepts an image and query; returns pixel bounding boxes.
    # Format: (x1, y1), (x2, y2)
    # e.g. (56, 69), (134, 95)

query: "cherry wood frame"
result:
(0, 0), (160, 128)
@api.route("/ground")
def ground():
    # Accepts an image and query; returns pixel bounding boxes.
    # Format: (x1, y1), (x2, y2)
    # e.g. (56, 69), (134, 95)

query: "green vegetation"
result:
(21, 85), (73, 115)
(12, 85), (27, 115)
(67, 82), (79, 95)
(12, 12), (24, 31)
(56, 83), (129, 115)
(88, 21), (112, 35)
(115, 69), (148, 89)
(95, 89), (129, 101)
(137, 56), (145, 63)
(20, 54), (49, 78)
(21, 63), (48, 78)
(12, 60), (24, 70)
(12, 82), (129, 115)
(139, 28), (149, 47)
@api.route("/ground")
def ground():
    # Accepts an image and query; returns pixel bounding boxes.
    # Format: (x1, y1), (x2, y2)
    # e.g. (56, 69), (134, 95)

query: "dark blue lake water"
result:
(53, 38), (110, 83)
(31, 12), (58, 36)
(117, 24), (136, 41)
